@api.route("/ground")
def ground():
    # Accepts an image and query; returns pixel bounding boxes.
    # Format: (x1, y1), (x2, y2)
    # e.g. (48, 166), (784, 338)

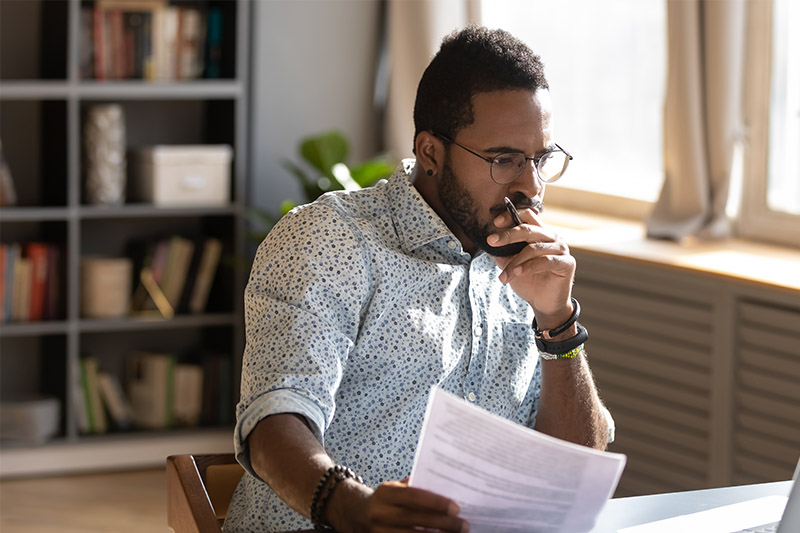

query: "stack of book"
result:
(81, 0), (225, 81)
(74, 351), (232, 434)
(0, 242), (61, 323)
(129, 235), (223, 316)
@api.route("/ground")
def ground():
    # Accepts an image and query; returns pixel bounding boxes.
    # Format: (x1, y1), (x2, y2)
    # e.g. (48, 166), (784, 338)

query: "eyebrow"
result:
(482, 143), (559, 156)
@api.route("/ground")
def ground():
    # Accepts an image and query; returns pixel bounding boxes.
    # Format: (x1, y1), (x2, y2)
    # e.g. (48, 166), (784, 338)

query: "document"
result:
(409, 387), (626, 533)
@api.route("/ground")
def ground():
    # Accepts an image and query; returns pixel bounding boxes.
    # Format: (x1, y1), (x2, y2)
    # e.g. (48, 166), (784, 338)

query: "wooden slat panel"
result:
(588, 347), (708, 389)
(591, 359), (709, 412)
(739, 301), (800, 331)
(588, 327), (711, 369)
(612, 433), (708, 476)
(737, 412), (800, 443)
(601, 388), (709, 432)
(739, 348), (800, 377)
(577, 285), (712, 325)
(738, 325), (798, 356)
(737, 367), (800, 402)
(734, 454), (798, 483)
(610, 409), (708, 454)
(582, 311), (711, 348)
(737, 390), (800, 424)
(736, 433), (800, 465)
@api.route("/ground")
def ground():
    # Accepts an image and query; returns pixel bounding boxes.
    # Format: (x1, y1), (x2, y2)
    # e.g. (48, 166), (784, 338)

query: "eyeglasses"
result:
(434, 133), (573, 185)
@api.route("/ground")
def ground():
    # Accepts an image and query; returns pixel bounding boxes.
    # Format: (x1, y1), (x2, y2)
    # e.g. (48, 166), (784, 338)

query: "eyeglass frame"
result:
(432, 132), (573, 185)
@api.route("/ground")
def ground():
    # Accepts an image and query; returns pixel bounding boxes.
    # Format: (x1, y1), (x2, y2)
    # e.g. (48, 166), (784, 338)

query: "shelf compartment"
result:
(0, 0), (68, 81)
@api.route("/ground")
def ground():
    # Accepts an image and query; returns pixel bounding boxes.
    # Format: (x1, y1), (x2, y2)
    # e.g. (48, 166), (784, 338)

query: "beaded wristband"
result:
(310, 464), (364, 532)
(539, 343), (585, 360)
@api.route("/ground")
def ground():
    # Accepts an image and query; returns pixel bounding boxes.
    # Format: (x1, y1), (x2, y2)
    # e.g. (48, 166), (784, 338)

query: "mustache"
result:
(492, 197), (544, 218)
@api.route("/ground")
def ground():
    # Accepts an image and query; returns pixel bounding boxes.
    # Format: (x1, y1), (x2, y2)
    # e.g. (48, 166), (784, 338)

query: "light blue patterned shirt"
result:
(225, 160), (543, 531)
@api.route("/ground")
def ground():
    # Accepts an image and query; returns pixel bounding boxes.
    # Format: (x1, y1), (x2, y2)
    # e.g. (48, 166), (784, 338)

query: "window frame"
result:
(738, 0), (800, 248)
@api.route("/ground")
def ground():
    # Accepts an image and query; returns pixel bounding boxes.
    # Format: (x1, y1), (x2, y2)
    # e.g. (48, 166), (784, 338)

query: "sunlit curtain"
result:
(646, 0), (747, 241)
(382, 0), (481, 161)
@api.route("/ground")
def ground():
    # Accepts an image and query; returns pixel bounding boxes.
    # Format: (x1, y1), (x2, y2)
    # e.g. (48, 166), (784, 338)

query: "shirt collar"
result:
(385, 159), (458, 253)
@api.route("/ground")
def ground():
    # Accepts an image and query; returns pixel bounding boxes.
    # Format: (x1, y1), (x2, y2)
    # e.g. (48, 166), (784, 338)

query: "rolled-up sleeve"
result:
(233, 201), (369, 480)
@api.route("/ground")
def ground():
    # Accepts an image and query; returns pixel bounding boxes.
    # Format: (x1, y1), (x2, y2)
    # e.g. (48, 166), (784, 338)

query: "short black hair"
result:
(413, 25), (549, 152)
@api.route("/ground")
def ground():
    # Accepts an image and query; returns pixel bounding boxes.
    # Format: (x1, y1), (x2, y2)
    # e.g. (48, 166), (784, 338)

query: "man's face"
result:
(436, 89), (553, 257)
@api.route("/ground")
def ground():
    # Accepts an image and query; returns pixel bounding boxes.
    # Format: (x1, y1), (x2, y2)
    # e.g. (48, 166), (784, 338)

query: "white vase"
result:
(85, 104), (126, 205)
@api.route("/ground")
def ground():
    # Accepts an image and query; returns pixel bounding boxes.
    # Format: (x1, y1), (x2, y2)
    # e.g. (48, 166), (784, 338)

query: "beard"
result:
(437, 158), (529, 257)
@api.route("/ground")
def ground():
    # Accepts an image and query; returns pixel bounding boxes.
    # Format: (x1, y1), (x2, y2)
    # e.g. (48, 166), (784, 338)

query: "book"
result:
(188, 238), (222, 314)
(71, 357), (90, 434)
(0, 138), (17, 207)
(127, 351), (175, 429)
(26, 243), (50, 322)
(3, 244), (20, 322)
(0, 244), (6, 323)
(173, 363), (203, 426)
(98, 371), (134, 430)
(12, 257), (31, 322)
(81, 357), (108, 434)
(161, 236), (195, 310)
(43, 246), (61, 320)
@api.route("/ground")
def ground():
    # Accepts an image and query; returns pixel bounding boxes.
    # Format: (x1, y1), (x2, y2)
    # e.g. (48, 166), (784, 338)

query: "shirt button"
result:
(447, 240), (457, 249)
(473, 326), (483, 337)
(467, 392), (477, 402)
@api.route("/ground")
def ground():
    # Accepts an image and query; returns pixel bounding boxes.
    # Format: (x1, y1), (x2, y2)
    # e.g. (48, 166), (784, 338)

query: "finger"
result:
(487, 223), (556, 249)
(371, 508), (468, 532)
(374, 483), (460, 515)
(500, 245), (575, 284)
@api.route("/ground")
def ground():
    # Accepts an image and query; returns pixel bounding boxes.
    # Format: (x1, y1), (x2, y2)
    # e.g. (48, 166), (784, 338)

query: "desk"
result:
(591, 481), (792, 532)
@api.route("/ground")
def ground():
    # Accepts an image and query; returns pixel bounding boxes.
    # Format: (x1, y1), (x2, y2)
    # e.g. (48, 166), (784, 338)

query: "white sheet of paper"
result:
(617, 495), (788, 533)
(409, 387), (626, 533)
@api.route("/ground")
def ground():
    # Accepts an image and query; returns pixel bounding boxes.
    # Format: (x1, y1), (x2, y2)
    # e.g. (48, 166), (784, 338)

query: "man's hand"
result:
(487, 207), (575, 327)
(249, 414), (468, 532)
(328, 478), (468, 532)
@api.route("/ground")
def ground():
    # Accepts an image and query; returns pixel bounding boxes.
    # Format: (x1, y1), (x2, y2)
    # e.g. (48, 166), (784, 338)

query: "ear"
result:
(414, 131), (444, 176)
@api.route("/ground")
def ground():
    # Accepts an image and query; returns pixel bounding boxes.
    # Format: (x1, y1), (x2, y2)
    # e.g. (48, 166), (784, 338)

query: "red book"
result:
(26, 243), (49, 322)
(93, 8), (105, 80)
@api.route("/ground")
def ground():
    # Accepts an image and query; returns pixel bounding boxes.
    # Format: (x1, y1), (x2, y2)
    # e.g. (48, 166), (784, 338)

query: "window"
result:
(766, 0), (799, 217)
(740, 0), (800, 247)
(481, 0), (666, 212)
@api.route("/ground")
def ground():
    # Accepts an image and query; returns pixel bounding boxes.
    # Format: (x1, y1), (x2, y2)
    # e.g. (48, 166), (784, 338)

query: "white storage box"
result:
(131, 145), (232, 206)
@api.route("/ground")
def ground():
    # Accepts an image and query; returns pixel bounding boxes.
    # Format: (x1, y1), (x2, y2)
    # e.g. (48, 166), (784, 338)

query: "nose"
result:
(508, 159), (544, 200)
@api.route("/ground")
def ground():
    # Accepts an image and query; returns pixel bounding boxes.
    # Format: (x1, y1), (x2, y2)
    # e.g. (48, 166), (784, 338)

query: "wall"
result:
(249, 0), (385, 216)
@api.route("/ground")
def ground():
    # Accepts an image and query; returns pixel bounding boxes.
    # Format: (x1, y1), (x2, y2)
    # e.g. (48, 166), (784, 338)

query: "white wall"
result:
(249, 0), (385, 214)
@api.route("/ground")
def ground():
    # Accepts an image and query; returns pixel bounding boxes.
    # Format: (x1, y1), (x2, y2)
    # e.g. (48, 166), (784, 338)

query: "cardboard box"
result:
(131, 145), (232, 206)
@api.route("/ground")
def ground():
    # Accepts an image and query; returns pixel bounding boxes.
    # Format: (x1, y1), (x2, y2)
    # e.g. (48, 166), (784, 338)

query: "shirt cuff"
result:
(234, 389), (327, 482)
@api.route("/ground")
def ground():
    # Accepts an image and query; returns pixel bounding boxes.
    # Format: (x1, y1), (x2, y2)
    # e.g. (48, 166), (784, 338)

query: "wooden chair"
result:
(167, 453), (244, 532)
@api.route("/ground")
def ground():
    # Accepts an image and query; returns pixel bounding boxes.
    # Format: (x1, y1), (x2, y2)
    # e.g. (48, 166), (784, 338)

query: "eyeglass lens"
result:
(491, 152), (568, 184)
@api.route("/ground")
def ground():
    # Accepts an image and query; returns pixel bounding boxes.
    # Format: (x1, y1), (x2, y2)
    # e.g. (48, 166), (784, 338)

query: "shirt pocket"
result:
(501, 322), (540, 411)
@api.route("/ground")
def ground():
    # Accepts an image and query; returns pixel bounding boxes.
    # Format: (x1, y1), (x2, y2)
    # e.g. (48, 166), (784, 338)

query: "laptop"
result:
(739, 457), (800, 533)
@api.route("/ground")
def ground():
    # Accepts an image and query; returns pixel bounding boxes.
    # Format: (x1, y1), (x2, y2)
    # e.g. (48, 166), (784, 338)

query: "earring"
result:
(427, 169), (434, 176)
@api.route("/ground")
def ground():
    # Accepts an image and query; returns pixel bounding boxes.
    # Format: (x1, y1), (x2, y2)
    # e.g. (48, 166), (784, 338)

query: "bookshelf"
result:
(0, 0), (249, 477)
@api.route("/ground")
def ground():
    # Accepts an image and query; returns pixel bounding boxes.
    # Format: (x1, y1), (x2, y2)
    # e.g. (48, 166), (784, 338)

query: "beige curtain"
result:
(383, 0), (481, 161)
(646, 0), (747, 241)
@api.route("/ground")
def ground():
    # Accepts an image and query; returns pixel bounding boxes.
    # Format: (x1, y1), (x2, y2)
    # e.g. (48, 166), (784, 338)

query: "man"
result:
(225, 26), (612, 532)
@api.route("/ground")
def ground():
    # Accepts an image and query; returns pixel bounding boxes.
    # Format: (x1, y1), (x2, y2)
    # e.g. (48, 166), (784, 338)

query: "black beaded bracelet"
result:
(532, 297), (581, 340)
(310, 464), (364, 532)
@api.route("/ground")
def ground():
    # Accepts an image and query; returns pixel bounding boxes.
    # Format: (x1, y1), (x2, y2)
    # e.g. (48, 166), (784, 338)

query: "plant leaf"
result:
(300, 131), (349, 179)
(350, 159), (395, 187)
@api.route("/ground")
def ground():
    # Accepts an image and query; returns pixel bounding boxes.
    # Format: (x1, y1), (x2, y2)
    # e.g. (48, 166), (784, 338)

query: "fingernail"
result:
(493, 214), (506, 226)
(461, 520), (470, 532)
(448, 501), (460, 516)
(498, 271), (508, 284)
(487, 234), (499, 245)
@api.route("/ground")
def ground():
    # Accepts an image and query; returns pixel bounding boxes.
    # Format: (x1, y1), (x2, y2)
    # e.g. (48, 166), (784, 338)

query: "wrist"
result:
(326, 477), (372, 533)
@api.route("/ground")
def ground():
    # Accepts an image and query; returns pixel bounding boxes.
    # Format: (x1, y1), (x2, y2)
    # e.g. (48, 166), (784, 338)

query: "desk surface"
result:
(591, 481), (792, 532)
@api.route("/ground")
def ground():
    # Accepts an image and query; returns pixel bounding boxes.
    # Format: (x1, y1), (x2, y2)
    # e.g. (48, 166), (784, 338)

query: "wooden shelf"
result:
(0, 0), (250, 477)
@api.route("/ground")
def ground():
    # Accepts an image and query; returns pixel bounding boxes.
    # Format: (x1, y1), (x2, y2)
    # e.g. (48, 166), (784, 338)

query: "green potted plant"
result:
(247, 130), (395, 243)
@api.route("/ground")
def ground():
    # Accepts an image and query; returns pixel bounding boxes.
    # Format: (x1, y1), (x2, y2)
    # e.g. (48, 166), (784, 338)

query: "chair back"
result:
(167, 453), (244, 533)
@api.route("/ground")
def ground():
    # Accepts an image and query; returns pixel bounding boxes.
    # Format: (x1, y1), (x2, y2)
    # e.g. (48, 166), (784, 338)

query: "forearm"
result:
(534, 351), (610, 449)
